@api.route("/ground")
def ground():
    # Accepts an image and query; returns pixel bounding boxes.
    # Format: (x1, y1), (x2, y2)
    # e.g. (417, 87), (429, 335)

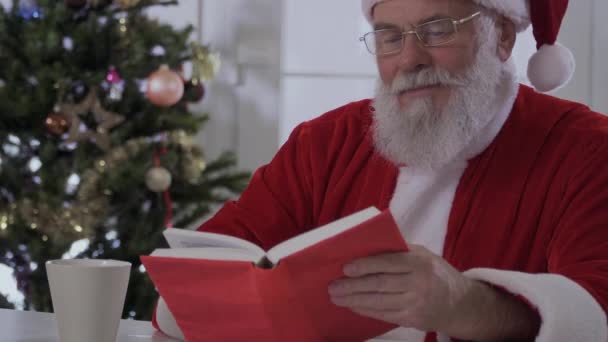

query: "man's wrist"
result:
(445, 279), (541, 341)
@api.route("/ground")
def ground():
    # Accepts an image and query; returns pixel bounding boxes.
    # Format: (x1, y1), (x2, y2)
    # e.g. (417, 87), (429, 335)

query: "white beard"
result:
(371, 21), (517, 171)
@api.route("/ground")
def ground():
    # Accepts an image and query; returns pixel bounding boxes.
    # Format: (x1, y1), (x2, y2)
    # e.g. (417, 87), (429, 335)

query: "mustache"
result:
(390, 67), (468, 93)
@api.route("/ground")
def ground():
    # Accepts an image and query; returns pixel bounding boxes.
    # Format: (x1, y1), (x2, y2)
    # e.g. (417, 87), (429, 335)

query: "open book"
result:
(141, 207), (408, 341)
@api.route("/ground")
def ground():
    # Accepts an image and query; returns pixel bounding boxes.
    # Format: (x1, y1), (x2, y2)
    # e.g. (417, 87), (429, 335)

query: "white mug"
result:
(46, 259), (131, 342)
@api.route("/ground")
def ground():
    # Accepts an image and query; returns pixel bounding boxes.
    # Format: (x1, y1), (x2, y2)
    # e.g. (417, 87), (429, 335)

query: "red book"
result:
(141, 207), (408, 342)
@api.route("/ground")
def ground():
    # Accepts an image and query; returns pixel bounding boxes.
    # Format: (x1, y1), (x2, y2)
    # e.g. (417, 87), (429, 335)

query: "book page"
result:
(266, 207), (381, 264)
(163, 228), (266, 258)
(150, 247), (262, 263)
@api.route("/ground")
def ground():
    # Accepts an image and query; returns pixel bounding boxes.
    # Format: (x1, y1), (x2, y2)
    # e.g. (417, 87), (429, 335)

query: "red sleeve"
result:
(547, 132), (608, 313)
(196, 124), (316, 251)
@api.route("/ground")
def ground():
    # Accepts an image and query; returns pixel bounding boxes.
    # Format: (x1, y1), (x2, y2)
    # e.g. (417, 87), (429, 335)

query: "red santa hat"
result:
(361, 0), (575, 92)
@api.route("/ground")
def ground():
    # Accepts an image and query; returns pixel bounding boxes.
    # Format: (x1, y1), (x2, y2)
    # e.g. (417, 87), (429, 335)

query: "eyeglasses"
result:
(360, 11), (481, 56)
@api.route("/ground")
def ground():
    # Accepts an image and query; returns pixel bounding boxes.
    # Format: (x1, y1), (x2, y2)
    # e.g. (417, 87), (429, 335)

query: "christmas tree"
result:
(0, 0), (250, 320)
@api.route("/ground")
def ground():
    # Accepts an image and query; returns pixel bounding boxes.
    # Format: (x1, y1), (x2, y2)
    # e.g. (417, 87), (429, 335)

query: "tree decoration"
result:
(112, 14), (132, 53)
(62, 36), (74, 51)
(117, 16), (129, 36)
(105, 67), (125, 102)
(145, 167), (171, 192)
(183, 80), (205, 103)
(190, 43), (221, 85)
(12, 196), (106, 242)
(0, 212), (10, 234)
(44, 111), (71, 135)
(58, 89), (125, 151)
(151, 134), (174, 226)
(108, 82), (125, 102)
(5, 130), (206, 242)
(184, 43), (218, 104)
(145, 65), (184, 107)
(106, 66), (121, 83)
(175, 132), (206, 183)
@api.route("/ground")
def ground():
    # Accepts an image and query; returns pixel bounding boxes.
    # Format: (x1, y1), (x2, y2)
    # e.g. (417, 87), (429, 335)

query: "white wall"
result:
(591, 0), (608, 113)
(552, 1), (593, 105)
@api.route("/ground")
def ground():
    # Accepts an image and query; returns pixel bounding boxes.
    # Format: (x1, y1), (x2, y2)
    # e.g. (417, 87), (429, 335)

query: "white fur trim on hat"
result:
(470, 0), (531, 31)
(362, 0), (531, 31)
(361, 0), (383, 23)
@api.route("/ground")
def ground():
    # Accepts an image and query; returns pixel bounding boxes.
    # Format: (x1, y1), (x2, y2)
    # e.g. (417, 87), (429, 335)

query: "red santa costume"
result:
(154, 0), (608, 341)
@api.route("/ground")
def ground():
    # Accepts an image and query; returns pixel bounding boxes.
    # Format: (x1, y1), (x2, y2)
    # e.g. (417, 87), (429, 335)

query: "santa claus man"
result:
(154, 0), (607, 340)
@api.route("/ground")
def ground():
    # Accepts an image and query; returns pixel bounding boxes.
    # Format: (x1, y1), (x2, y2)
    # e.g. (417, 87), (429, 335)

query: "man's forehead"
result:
(372, 0), (474, 27)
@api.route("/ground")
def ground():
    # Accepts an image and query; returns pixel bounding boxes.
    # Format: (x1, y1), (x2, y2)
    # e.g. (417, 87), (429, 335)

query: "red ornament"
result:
(45, 112), (71, 135)
(106, 66), (121, 84)
(184, 80), (205, 103)
(145, 65), (184, 107)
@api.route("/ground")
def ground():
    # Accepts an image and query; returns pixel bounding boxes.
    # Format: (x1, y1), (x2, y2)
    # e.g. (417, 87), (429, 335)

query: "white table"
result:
(0, 308), (179, 342)
(0, 308), (422, 341)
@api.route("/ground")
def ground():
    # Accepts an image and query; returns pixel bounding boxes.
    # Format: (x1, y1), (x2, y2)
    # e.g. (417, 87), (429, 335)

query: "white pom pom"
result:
(527, 43), (575, 93)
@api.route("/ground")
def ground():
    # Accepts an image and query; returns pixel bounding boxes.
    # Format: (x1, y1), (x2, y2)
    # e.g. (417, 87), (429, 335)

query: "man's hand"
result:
(328, 245), (475, 334)
(328, 245), (540, 340)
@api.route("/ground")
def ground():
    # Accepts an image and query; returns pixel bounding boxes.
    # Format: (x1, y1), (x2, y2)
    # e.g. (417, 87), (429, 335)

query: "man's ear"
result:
(496, 16), (516, 62)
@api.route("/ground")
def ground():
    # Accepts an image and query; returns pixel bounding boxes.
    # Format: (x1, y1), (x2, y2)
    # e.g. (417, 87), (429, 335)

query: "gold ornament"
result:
(59, 89), (125, 151)
(163, 130), (207, 183)
(182, 150), (206, 183)
(190, 43), (221, 85)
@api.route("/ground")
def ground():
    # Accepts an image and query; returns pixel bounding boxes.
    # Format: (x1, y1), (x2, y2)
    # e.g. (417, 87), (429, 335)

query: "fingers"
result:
(331, 292), (418, 311)
(350, 308), (404, 326)
(344, 246), (430, 277)
(329, 273), (410, 295)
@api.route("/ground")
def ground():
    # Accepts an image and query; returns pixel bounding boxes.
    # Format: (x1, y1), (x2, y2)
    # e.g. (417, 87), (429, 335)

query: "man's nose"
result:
(396, 34), (432, 73)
